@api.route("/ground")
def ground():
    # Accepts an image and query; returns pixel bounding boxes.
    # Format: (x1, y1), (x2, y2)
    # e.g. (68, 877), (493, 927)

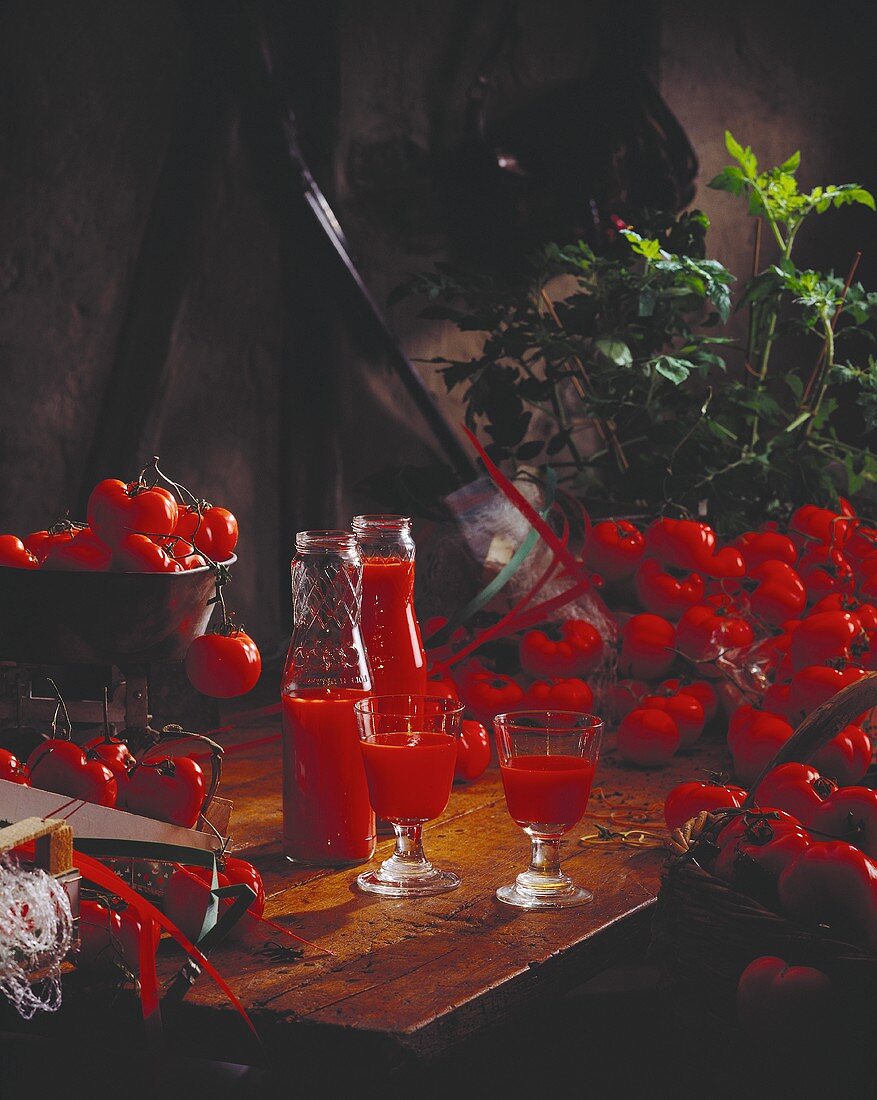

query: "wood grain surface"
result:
(147, 713), (729, 1069)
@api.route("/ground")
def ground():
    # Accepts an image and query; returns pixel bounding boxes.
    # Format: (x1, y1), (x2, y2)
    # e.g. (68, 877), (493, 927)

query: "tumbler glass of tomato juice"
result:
(494, 710), (603, 909)
(354, 695), (464, 897)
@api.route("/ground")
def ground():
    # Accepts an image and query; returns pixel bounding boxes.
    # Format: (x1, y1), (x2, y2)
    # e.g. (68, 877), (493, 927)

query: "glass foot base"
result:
(496, 877), (593, 910)
(357, 864), (460, 898)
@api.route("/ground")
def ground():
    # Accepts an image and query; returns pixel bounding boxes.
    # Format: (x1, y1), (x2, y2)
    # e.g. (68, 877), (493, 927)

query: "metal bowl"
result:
(0, 557), (234, 666)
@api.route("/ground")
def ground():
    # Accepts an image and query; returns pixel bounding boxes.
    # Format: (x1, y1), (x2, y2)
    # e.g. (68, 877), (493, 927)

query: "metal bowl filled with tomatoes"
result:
(0, 476), (239, 666)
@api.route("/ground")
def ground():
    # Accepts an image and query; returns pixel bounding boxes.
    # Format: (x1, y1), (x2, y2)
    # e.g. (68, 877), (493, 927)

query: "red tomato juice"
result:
(360, 732), (457, 822)
(500, 755), (596, 831)
(282, 689), (376, 865)
(360, 560), (427, 696)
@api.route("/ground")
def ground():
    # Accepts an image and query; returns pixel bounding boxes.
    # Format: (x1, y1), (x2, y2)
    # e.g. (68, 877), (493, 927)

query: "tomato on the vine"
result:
(748, 560), (806, 627)
(634, 559), (704, 620)
(733, 530), (798, 570)
(736, 957), (833, 1038)
(619, 613), (676, 679)
(811, 724), (872, 786)
(175, 505), (239, 562)
(113, 533), (180, 573)
(42, 528), (113, 571)
(124, 754), (206, 828)
(788, 610), (863, 673)
(729, 712), (794, 787)
(809, 786), (877, 859)
(617, 706), (679, 767)
(714, 809), (812, 903)
(659, 678), (719, 724)
(752, 762), (836, 826)
(585, 520), (645, 581)
(458, 669), (525, 724)
(518, 619), (603, 678)
(185, 629), (262, 698)
(87, 478), (179, 546)
(676, 599), (754, 668)
(663, 779), (746, 831)
(27, 739), (117, 806)
(0, 748), (29, 785)
(0, 535), (39, 569)
(526, 677), (594, 712)
(778, 841), (877, 952)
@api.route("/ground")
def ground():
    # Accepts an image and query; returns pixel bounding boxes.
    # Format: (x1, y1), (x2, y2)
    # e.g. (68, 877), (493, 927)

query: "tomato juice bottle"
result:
(352, 515), (427, 697)
(282, 531), (375, 865)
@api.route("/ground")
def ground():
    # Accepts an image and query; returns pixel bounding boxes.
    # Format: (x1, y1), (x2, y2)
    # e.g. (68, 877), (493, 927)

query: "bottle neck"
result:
(352, 514), (416, 561)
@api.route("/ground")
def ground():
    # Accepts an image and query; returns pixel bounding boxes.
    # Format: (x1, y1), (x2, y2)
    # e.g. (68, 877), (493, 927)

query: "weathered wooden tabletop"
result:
(149, 713), (728, 1072)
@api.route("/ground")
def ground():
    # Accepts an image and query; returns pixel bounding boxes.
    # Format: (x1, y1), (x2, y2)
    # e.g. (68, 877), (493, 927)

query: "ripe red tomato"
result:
(810, 593), (877, 631)
(87, 478), (179, 546)
(526, 677), (594, 712)
(585, 520), (644, 581)
(734, 530), (798, 570)
(676, 600), (754, 668)
(752, 762), (836, 826)
(83, 735), (135, 786)
(42, 528), (113, 571)
(518, 619), (603, 678)
(789, 610), (863, 673)
(224, 856), (266, 929)
(457, 669), (525, 724)
(0, 534), (39, 569)
(748, 560), (806, 627)
(619, 613), (676, 679)
(425, 670), (460, 702)
(641, 691), (705, 750)
(663, 780), (746, 831)
(659, 678), (718, 724)
(634, 559), (704, 620)
(730, 712), (794, 787)
(809, 786), (877, 859)
(162, 865), (230, 943)
(788, 665), (868, 720)
(714, 809), (812, 903)
(644, 517), (716, 572)
(113, 533), (180, 572)
(185, 630), (262, 698)
(117, 905), (161, 974)
(175, 505), (239, 562)
(124, 755), (206, 828)
(736, 956), (832, 1038)
(603, 678), (649, 723)
(0, 748), (29, 785)
(778, 841), (877, 952)
(811, 724), (872, 786)
(797, 544), (855, 602)
(76, 898), (123, 969)
(789, 505), (853, 548)
(24, 527), (77, 564)
(27, 739), (117, 806)
(617, 707), (679, 767)
(454, 720), (491, 782)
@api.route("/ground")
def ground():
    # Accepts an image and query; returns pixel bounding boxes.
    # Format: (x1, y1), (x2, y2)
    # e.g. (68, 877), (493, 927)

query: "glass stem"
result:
(529, 835), (563, 879)
(393, 823), (426, 864)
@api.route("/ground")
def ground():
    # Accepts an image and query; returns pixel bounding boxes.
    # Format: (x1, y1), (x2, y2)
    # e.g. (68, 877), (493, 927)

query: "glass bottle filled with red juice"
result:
(281, 531), (376, 865)
(352, 515), (427, 696)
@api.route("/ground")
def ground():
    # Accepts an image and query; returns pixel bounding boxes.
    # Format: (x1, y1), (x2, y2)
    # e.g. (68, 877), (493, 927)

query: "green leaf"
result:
(785, 374), (805, 401)
(707, 166), (746, 195)
(653, 356), (691, 384)
(778, 150), (801, 174)
(595, 338), (633, 367)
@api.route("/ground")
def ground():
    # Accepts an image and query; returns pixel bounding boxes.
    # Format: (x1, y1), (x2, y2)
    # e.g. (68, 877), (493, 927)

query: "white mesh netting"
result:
(0, 855), (74, 1019)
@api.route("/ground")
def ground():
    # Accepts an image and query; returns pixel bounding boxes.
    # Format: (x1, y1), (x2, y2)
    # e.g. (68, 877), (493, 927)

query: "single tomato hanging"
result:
(186, 628), (262, 698)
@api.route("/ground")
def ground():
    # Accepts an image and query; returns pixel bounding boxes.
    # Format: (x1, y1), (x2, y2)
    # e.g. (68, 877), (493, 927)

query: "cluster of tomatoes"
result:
(75, 854), (266, 982)
(0, 730), (208, 829)
(0, 474), (238, 573)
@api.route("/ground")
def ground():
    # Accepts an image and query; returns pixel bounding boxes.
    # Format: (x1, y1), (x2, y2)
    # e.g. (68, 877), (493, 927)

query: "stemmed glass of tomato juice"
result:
(494, 711), (603, 909)
(354, 695), (464, 897)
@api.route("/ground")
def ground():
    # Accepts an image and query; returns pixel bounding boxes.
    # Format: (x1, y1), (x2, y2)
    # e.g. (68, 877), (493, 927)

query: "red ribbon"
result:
(74, 851), (258, 1038)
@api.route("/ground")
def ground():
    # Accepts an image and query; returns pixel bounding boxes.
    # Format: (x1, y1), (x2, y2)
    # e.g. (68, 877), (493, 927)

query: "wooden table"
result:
(149, 714), (728, 1078)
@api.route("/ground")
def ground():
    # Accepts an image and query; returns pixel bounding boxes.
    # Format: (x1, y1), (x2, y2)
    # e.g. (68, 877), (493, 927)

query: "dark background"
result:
(2, 0), (876, 657)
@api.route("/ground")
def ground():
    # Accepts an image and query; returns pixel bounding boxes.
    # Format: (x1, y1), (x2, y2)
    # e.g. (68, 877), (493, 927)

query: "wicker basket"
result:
(651, 672), (877, 1024)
